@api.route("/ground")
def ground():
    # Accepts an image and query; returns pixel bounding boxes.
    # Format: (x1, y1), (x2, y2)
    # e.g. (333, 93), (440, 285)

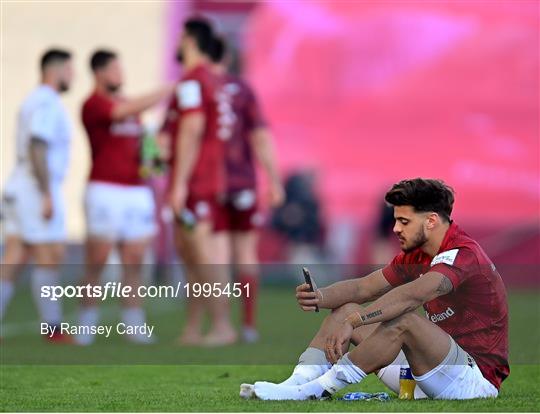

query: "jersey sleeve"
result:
(176, 77), (204, 115)
(29, 103), (58, 143)
(429, 247), (478, 290)
(382, 252), (413, 287)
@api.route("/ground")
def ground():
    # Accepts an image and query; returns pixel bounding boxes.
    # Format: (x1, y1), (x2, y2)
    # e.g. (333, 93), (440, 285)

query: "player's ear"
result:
(426, 212), (438, 230)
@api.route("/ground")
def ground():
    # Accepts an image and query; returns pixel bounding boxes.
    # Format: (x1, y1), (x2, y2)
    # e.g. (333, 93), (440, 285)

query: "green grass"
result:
(1, 288), (539, 412)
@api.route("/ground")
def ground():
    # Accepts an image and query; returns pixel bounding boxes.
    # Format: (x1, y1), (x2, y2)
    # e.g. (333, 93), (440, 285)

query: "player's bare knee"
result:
(381, 310), (419, 334)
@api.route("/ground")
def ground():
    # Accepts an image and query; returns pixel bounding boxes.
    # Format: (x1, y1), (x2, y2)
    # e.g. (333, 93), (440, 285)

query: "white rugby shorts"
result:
(85, 182), (156, 242)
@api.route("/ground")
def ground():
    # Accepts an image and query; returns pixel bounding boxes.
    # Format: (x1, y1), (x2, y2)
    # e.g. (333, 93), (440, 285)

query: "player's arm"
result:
(297, 269), (392, 311)
(250, 127), (284, 206)
(343, 271), (453, 327)
(29, 136), (53, 219)
(29, 137), (50, 195)
(111, 85), (173, 121)
(170, 112), (205, 213)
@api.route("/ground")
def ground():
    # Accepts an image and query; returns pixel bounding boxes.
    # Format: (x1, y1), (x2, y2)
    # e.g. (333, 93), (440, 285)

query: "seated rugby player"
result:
(245, 178), (509, 400)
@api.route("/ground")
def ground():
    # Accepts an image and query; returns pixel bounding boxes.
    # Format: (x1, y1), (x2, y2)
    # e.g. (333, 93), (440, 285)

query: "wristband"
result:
(344, 311), (363, 328)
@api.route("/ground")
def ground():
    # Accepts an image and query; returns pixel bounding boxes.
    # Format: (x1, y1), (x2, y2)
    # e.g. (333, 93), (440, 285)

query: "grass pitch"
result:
(1, 288), (539, 412)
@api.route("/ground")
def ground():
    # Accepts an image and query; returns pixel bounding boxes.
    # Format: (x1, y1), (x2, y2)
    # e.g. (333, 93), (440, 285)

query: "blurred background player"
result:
(77, 49), (172, 345)
(208, 36), (284, 343)
(165, 18), (236, 346)
(0, 49), (74, 342)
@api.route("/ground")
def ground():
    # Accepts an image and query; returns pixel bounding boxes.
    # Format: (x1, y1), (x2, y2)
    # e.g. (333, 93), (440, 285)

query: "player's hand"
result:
(325, 321), (354, 364)
(169, 184), (187, 217)
(41, 192), (53, 220)
(295, 283), (322, 311)
(268, 180), (285, 207)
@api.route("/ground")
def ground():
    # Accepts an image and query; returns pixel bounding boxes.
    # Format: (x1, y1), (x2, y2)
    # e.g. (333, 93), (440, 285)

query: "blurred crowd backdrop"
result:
(1, 1), (538, 287)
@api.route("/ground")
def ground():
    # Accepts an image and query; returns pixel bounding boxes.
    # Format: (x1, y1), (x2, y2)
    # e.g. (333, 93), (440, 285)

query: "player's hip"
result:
(1, 179), (65, 243)
(85, 181), (155, 210)
(84, 181), (156, 242)
(414, 339), (499, 399)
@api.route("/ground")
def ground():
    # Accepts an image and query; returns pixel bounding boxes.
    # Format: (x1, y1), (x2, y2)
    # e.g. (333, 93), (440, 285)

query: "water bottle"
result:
(140, 130), (166, 179)
(398, 366), (416, 400)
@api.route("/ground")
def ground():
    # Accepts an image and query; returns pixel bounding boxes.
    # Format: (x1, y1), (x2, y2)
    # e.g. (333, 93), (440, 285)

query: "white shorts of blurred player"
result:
(377, 338), (498, 399)
(85, 182), (156, 242)
(2, 175), (65, 243)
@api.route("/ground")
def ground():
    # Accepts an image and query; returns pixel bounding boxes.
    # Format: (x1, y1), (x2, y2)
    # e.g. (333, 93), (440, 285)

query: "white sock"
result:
(76, 306), (99, 345)
(303, 353), (367, 398)
(280, 347), (331, 386)
(122, 307), (145, 327)
(80, 306), (99, 326)
(31, 267), (62, 326)
(0, 280), (15, 322)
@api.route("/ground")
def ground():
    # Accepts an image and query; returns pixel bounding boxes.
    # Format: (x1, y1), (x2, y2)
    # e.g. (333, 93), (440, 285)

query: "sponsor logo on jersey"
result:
(178, 80), (202, 109)
(110, 117), (143, 137)
(431, 249), (459, 267)
(427, 307), (455, 323)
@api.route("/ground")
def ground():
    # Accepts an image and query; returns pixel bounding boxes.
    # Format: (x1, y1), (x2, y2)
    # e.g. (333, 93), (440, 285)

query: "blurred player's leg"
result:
(30, 242), (69, 342)
(80, 183), (156, 345)
(116, 186), (156, 344)
(76, 237), (113, 345)
(174, 223), (207, 345)
(175, 199), (236, 346)
(204, 228), (236, 346)
(119, 238), (154, 344)
(0, 235), (29, 329)
(8, 176), (70, 343)
(231, 231), (259, 343)
(77, 182), (117, 345)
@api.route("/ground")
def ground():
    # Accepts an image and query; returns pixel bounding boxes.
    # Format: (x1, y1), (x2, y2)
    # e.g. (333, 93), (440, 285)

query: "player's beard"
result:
(106, 83), (121, 94)
(58, 80), (70, 93)
(176, 48), (184, 63)
(401, 227), (428, 253)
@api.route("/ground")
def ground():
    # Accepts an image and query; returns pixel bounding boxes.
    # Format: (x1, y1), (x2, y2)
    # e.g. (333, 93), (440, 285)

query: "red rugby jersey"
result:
(82, 92), (144, 186)
(164, 64), (225, 199)
(220, 74), (266, 193)
(382, 222), (509, 389)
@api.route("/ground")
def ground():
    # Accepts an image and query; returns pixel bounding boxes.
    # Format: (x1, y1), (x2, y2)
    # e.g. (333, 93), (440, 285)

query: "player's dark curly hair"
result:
(90, 49), (117, 72)
(40, 48), (71, 71)
(384, 178), (455, 222)
(208, 36), (226, 63)
(184, 17), (214, 55)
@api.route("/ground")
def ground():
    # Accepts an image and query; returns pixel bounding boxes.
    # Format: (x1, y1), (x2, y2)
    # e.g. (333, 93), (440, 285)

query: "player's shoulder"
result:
(181, 64), (212, 83)
(436, 223), (486, 266)
(392, 248), (429, 265)
(24, 85), (60, 109)
(445, 224), (483, 253)
(83, 92), (113, 111)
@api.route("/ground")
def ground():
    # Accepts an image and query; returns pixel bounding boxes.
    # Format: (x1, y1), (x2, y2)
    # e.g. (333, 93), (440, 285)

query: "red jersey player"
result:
(166, 18), (236, 346)
(208, 36), (284, 343)
(245, 178), (509, 401)
(79, 50), (172, 345)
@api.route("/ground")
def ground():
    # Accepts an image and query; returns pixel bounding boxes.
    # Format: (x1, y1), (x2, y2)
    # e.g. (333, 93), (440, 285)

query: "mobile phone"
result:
(302, 267), (319, 312)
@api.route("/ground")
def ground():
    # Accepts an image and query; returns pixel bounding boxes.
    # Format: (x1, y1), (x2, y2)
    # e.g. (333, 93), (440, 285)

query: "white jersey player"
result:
(1, 49), (74, 342)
